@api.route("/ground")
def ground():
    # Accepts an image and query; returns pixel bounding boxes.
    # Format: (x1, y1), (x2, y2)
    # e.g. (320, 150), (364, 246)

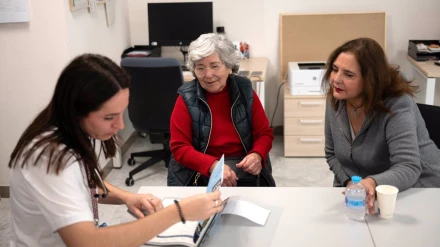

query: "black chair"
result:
(121, 57), (183, 186)
(417, 103), (440, 148)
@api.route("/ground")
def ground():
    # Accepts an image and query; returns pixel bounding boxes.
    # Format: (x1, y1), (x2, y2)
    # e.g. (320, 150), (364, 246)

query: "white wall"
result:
(128, 0), (266, 57)
(0, 0), (132, 187)
(63, 0), (133, 168)
(0, 1), (69, 187)
(263, 0), (440, 127)
(127, 0), (440, 127)
(63, 0), (134, 142)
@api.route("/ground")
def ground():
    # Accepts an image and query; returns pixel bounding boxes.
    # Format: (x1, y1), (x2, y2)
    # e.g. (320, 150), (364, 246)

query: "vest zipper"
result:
(190, 97), (213, 186)
(231, 94), (248, 153)
(231, 94), (271, 186)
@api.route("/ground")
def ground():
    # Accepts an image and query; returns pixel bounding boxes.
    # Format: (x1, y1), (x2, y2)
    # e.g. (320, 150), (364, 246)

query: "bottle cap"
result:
(351, 176), (361, 183)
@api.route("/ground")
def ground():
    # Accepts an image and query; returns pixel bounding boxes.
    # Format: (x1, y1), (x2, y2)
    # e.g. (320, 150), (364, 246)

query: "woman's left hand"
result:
(124, 193), (164, 218)
(360, 178), (377, 215)
(236, 153), (263, 175)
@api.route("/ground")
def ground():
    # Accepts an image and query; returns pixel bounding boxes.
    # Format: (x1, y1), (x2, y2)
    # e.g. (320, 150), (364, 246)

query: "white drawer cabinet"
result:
(284, 84), (326, 157)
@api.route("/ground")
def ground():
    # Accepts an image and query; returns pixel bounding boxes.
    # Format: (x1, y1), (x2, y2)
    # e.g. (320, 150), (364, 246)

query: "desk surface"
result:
(135, 187), (374, 247)
(366, 188), (440, 247)
(130, 187), (440, 247)
(183, 57), (268, 82)
(407, 55), (440, 78)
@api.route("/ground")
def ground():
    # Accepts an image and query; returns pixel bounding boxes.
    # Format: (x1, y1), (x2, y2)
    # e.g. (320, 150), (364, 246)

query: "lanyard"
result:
(90, 187), (100, 227)
(84, 165), (100, 227)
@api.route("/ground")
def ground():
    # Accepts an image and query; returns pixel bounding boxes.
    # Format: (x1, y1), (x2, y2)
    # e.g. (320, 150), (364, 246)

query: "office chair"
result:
(417, 103), (440, 149)
(121, 57), (183, 186)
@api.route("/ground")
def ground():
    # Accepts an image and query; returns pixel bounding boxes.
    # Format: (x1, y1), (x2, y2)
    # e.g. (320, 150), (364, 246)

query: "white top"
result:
(9, 140), (94, 247)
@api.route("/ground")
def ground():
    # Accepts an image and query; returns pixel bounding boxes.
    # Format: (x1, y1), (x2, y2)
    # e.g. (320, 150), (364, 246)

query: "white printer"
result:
(288, 61), (326, 95)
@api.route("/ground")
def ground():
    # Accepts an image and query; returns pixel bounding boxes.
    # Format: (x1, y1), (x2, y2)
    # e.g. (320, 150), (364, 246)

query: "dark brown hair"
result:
(9, 54), (130, 188)
(321, 37), (417, 115)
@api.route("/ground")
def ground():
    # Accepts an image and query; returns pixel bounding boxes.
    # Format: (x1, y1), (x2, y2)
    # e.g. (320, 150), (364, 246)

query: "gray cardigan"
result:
(325, 94), (440, 191)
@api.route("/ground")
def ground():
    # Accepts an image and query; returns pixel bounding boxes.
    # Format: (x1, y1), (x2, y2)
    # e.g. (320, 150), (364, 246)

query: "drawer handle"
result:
(299, 101), (323, 106)
(300, 138), (322, 143)
(307, 90), (323, 95)
(299, 120), (323, 125)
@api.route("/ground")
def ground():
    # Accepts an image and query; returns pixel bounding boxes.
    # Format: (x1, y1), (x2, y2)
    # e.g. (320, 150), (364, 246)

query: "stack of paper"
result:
(428, 44), (440, 52)
(416, 43), (428, 52)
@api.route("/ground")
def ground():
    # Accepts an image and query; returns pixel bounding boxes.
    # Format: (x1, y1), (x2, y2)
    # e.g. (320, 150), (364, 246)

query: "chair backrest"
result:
(121, 57), (183, 135)
(417, 103), (440, 148)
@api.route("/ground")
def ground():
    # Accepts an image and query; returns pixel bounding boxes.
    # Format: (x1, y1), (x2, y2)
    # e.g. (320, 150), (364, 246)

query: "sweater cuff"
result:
(199, 156), (218, 177)
(368, 173), (401, 191)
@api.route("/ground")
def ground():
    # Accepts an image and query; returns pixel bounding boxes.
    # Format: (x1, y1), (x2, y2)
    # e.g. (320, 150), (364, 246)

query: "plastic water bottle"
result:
(345, 176), (366, 221)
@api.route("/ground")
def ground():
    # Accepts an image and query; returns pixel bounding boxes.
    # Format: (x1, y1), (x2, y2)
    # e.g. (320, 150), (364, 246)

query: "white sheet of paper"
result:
(221, 198), (270, 226)
(0, 0), (29, 23)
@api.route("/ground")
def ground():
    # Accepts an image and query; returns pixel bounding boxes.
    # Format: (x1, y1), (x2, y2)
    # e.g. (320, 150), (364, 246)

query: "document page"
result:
(222, 197), (270, 226)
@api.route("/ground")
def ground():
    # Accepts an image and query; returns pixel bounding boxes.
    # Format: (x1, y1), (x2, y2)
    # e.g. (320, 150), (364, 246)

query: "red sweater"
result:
(170, 84), (273, 177)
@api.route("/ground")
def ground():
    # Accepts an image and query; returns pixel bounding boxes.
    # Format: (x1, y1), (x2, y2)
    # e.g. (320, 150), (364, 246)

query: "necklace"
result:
(347, 100), (363, 118)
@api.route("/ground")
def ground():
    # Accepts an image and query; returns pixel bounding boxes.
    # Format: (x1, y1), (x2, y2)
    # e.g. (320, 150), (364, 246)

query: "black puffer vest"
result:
(167, 74), (275, 186)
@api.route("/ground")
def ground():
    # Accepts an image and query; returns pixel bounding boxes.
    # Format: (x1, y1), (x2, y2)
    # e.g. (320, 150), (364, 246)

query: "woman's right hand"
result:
(178, 190), (223, 221)
(209, 160), (238, 187)
(222, 165), (238, 187)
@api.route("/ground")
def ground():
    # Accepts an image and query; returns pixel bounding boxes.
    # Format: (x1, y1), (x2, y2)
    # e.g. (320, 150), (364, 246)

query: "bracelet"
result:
(174, 200), (186, 224)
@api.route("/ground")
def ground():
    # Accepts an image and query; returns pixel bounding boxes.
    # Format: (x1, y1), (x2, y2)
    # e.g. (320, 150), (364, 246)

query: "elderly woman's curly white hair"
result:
(186, 33), (240, 72)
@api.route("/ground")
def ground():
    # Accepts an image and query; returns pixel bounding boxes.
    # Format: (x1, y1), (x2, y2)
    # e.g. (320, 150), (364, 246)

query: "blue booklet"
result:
(206, 155), (224, 193)
(192, 155), (225, 245)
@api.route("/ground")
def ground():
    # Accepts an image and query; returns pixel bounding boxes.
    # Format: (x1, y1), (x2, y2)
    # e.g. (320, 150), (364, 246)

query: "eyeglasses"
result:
(193, 62), (224, 77)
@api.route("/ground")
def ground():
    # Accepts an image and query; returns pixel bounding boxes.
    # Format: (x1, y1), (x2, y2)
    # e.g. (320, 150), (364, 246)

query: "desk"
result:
(183, 57), (268, 110)
(119, 187), (440, 246)
(123, 187), (374, 247)
(407, 56), (440, 105)
(366, 188), (440, 247)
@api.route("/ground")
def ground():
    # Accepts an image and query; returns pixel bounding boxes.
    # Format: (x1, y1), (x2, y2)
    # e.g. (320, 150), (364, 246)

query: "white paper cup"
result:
(375, 185), (399, 219)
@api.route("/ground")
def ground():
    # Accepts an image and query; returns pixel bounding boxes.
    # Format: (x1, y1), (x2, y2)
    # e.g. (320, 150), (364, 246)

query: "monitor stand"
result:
(180, 46), (189, 68)
(181, 65), (190, 71)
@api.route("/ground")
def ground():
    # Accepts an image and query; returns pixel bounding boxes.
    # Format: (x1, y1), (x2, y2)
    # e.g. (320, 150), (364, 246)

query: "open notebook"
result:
(143, 197), (227, 247)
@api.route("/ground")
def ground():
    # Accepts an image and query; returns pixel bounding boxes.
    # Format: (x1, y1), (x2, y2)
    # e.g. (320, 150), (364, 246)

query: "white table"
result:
(407, 56), (440, 106)
(128, 187), (375, 247)
(365, 188), (440, 247)
(119, 187), (440, 246)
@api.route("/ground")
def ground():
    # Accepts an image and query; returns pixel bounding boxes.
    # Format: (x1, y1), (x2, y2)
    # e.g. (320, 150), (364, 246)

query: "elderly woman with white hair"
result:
(167, 33), (276, 187)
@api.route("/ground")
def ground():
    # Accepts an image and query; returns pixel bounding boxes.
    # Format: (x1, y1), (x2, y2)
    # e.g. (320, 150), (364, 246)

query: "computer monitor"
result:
(148, 2), (213, 47)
